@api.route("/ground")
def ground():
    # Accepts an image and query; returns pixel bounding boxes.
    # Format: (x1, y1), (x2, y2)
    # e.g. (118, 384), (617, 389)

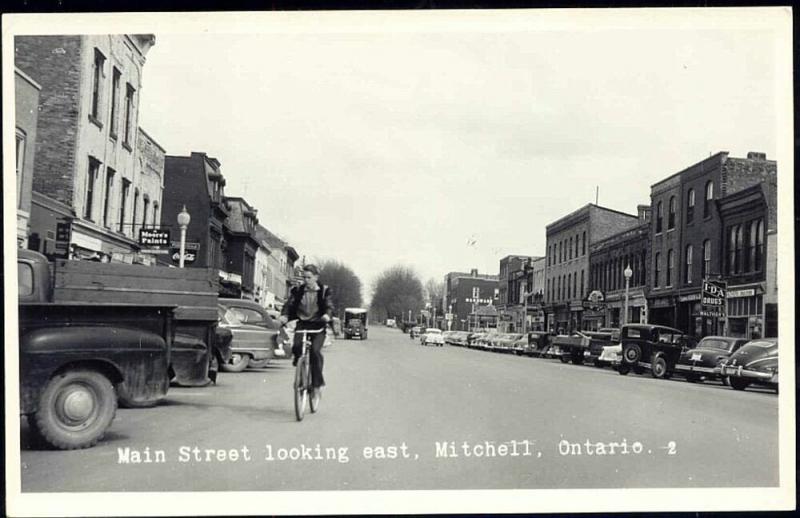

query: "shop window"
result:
(668, 196), (676, 229)
(666, 249), (673, 287)
(704, 181), (714, 218)
(684, 245), (693, 284)
(656, 201), (663, 233)
(686, 188), (695, 223)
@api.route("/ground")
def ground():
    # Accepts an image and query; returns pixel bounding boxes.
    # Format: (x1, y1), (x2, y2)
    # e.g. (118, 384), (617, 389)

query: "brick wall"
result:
(15, 36), (83, 206)
(589, 206), (640, 243)
(722, 154), (777, 197)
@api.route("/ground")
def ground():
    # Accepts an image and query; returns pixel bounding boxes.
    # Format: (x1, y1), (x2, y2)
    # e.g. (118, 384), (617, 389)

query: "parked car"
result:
(219, 298), (284, 367)
(597, 343), (622, 367)
(675, 336), (748, 382)
(422, 328), (444, 346)
(217, 305), (280, 372)
(618, 324), (696, 378)
(716, 338), (778, 392)
(409, 326), (421, 339)
(523, 332), (551, 357)
(494, 333), (524, 353)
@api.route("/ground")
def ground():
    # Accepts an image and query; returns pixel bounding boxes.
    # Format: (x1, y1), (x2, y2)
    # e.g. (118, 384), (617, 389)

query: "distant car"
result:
(410, 326), (422, 339)
(494, 333), (524, 353)
(422, 328), (444, 346)
(524, 332), (551, 357)
(716, 338), (778, 392)
(217, 305), (279, 372)
(676, 336), (748, 382)
(386, 318), (396, 327)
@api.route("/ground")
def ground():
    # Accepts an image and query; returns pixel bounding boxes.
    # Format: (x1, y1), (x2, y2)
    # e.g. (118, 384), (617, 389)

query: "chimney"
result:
(637, 204), (651, 223)
(747, 152), (766, 161)
(470, 268), (478, 277)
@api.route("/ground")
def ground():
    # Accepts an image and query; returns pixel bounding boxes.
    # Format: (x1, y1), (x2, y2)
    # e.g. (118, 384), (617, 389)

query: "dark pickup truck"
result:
(17, 250), (228, 449)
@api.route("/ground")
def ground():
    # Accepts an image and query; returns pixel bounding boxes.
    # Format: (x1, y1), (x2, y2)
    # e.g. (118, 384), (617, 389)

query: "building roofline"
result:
(137, 127), (167, 154)
(651, 152), (729, 189)
(546, 203), (637, 233)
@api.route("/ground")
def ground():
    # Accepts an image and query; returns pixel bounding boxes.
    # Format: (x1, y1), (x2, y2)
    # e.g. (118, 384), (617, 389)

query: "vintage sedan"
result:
(618, 324), (696, 378)
(675, 336), (748, 382)
(494, 333), (524, 353)
(217, 305), (279, 372)
(422, 328), (444, 346)
(409, 326), (423, 339)
(219, 298), (285, 366)
(716, 338), (778, 392)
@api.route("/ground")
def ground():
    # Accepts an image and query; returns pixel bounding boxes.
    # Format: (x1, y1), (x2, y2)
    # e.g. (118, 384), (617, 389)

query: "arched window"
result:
(132, 188), (140, 235)
(727, 226), (736, 274)
(704, 181), (714, 218)
(582, 231), (586, 255)
(654, 252), (661, 288)
(668, 196), (676, 229)
(656, 201), (663, 233)
(569, 237), (573, 260)
(686, 188), (695, 223)
(735, 225), (744, 274)
(685, 245), (693, 284)
(754, 220), (764, 271)
(666, 249), (674, 287)
(702, 240), (711, 279)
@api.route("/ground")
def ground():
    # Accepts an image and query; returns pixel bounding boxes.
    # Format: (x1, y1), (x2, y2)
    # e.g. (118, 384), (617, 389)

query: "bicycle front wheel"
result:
(294, 360), (308, 421)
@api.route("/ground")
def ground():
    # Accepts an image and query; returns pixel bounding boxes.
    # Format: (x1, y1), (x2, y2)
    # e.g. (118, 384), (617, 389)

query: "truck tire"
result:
(617, 364), (630, 375)
(571, 351), (584, 365)
(32, 369), (117, 450)
(651, 353), (668, 379)
(623, 344), (642, 364)
(221, 353), (250, 373)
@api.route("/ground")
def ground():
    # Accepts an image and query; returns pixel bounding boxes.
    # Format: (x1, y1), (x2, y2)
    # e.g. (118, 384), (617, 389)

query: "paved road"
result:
(19, 326), (778, 492)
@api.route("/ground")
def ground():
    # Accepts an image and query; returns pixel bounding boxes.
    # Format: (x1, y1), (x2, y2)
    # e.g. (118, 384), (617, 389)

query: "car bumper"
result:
(716, 365), (778, 383)
(675, 364), (718, 375)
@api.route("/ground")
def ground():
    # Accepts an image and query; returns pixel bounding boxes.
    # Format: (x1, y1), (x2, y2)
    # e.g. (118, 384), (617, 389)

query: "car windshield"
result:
(698, 338), (735, 351)
(426, 329), (441, 334)
(744, 340), (776, 349)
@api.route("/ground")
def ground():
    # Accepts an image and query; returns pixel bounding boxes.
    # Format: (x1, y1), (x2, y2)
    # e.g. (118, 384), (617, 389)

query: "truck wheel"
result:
(651, 353), (668, 379)
(221, 353), (250, 373)
(729, 376), (750, 391)
(623, 344), (642, 364)
(32, 369), (117, 450)
(247, 358), (271, 369)
(618, 364), (630, 375)
(571, 352), (584, 365)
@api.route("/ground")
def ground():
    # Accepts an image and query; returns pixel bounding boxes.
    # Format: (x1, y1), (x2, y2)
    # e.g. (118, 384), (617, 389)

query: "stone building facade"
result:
(16, 34), (159, 262)
(223, 197), (260, 300)
(15, 67), (41, 248)
(497, 255), (539, 332)
(544, 204), (640, 333)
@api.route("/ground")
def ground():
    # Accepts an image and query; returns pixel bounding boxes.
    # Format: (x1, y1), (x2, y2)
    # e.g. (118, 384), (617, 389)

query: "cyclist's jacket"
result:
(281, 283), (334, 324)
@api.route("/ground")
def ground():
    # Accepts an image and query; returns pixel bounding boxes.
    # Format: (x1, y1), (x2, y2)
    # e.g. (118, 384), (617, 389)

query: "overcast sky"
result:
(136, 11), (783, 302)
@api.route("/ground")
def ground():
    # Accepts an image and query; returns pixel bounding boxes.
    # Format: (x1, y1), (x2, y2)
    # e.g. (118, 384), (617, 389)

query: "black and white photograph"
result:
(3, 8), (795, 516)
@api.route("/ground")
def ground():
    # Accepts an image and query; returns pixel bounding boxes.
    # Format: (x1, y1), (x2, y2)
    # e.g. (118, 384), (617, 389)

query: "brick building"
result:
(222, 197), (261, 300)
(443, 269), (499, 331)
(17, 35), (160, 263)
(544, 204), (640, 333)
(497, 255), (539, 332)
(15, 67), (41, 248)
(647, 151), (777, 337)
(587, 205), (650, 330)
(161, 152), (229, 273)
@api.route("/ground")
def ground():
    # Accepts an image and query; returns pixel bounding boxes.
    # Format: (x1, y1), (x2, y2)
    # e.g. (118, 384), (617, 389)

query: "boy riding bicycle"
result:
(280, 264), (334, 394)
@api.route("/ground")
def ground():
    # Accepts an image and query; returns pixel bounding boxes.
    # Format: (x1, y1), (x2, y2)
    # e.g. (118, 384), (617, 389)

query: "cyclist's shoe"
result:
(292, 357), (298, 367)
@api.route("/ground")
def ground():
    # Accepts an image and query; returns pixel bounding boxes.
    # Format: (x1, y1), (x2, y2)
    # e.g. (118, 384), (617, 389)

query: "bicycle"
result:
(293, 328), (325, 421)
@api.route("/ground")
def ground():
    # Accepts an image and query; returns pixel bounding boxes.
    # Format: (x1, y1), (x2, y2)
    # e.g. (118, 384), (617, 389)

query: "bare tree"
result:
(370, 265), (425, 325)
(317, 259), (363, 319)
(424, 278), (444, 303)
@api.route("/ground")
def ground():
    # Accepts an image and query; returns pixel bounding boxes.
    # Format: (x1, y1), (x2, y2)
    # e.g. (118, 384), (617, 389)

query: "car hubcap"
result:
(58, 385), (95, 425)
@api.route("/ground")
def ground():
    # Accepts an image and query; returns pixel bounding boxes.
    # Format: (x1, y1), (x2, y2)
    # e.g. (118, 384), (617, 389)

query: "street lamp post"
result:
(623, 265), (633, 326)
(177, 205), (191, 268)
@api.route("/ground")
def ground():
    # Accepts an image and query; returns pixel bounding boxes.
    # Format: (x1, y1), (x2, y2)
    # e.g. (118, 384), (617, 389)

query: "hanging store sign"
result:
(582, 290), (606, 311)
(700, 279), (727, 318)
(139, 228), (171, 254)
(170, 240), (200, 264)
(54, 221), (72, 259)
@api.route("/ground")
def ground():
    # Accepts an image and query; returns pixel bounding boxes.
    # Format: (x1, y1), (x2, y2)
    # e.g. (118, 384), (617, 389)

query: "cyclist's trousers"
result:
(292, 322), (326, 388)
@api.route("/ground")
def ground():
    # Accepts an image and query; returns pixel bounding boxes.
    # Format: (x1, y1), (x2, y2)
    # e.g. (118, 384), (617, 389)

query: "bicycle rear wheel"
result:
(294, 359), (308, 421)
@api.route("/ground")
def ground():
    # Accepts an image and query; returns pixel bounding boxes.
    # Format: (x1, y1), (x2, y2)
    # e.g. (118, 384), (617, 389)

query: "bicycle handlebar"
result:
(289, 328), (326, 335)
